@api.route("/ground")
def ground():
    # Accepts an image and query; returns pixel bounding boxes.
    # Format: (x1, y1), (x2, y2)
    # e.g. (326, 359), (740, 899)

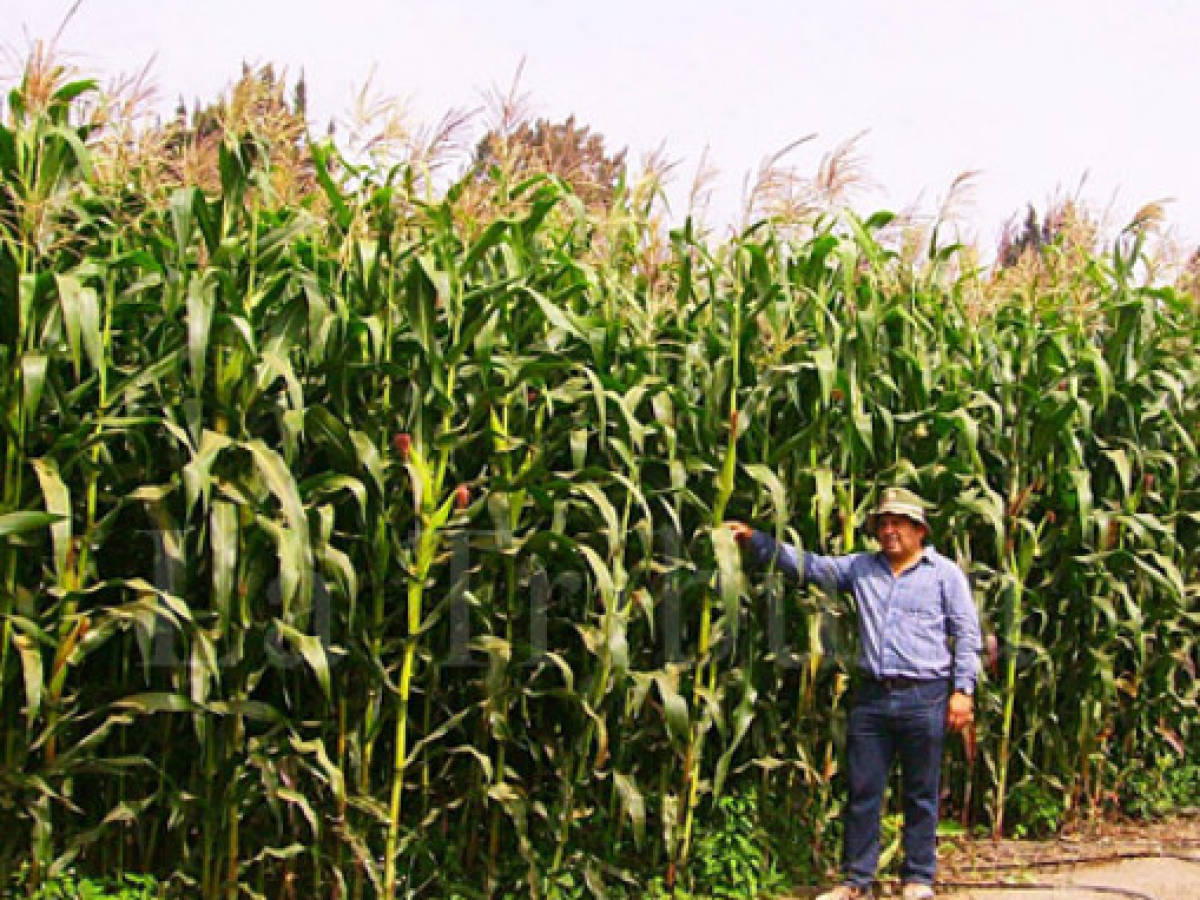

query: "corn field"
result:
(0, 58), (1197, 899)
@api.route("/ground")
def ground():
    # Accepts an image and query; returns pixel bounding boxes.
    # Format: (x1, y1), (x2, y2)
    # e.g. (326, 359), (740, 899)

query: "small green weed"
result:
(1005, 782), (1065, 838)
(686, 792), (787, 899)
(1120, 760), (1200, 819)
(6, 872), (158, 900)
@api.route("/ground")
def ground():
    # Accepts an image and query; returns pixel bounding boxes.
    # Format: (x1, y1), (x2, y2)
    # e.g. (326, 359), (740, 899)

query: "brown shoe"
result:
(815, 885), (870, 900)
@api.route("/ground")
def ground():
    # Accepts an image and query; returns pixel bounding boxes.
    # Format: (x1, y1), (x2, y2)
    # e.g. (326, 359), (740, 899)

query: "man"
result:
(728, 487), (980, 900)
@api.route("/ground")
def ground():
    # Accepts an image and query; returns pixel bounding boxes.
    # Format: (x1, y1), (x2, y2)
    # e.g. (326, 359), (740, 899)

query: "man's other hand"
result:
(946, 691), (974, 732)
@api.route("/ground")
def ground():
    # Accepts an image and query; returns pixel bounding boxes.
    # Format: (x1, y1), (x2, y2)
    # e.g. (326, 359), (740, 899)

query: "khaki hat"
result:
(866, 486), (930, 532)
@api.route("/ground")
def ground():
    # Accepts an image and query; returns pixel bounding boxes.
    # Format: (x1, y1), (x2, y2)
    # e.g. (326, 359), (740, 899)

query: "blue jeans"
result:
(843, 678), (948, 887)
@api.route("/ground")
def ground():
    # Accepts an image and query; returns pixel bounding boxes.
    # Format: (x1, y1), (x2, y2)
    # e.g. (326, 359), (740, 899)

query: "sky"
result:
(8, 0), (1200, 253)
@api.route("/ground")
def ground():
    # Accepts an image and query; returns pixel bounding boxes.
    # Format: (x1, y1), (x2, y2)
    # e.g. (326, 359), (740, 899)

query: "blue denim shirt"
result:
(747, 531), (981, 694)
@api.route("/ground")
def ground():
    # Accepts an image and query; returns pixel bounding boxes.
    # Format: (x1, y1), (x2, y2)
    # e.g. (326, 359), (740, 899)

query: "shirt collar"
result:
(875, 546), (937, 569)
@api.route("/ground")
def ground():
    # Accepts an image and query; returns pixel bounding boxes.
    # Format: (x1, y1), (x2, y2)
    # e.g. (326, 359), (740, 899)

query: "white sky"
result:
(8, 0), (1200, 253)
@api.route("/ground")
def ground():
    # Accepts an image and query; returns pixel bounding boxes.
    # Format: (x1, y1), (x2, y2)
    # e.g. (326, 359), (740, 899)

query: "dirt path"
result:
(782, 815), (1200, 899)
(937, 815), (1200, 899)
(942, 856), (1200, 898)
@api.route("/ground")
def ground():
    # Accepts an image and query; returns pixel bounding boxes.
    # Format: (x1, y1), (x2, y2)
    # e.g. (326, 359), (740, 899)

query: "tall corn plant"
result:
(0, 66), (178, 887)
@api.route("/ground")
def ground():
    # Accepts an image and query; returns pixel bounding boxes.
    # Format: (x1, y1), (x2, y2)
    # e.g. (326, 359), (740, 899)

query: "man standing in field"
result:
(728, 487), (980, 900)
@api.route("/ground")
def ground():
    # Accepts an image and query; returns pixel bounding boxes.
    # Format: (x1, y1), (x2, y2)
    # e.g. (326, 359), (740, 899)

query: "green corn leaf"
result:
(245, 438), (313, 620)
(1102, 445), (1132, 500)
(30, 458), (70, 581)
(303, 474), (368, 523)
(185, 273), (216, 394)
(570, 428), (589, 469)
(580, 699), (610, 772)
(55, 273), (84, 374)
(206, 700), (286, 723)
(581, 365), (608, 441)
(405, 261), (438, 355)
(210, 500), (237, 627)
(317, 545), (359, 608)
(711, 525), (744, 642)
(288, 735), (346, 800)
(257, 349), (305, 412)
(190, 630), (218, 709)
(608, 615), (630, 679)
(12, 631), (43, 729)
(1132, 551), (1188, 603)
(274, 620), (332, 702)
(44, 124), (94, 181)
(1069, 466), (1094, 545)
(114, 692), (197, 715)
(169, 187), (196, 250)
(462, 219), (511, 271)
(653, 672), (690, 744)
(942, 407), (982, 472)
(814, 467), (835, 546)
(307, 141), (351, 226)
(613, 385), (649, 453)
(182, 428), (232, 518)
(349, 429), (386, 498)
(0, 510), (62, 538)
(527, 285), (584, 340)
(577, 544), (616, 609)
(20, 353), (47, 421)
(811, 348), (836, 407)
(574, 483), (622, 557)
(955, 486), (1006, 563)
(17, 274), (35, 349)
(77, 278), (103, 374)
(418, 253), (454, 317)
(402, 706), (477, 771)
(613, 771), (647, 848)
(713, 429), (738, 524)
(713, 684), (757, 799)
(51, 78), (99, 105)
(276, 788), (319, 838)
(744, 463), (789, 536)
(304, 406), (357, 472)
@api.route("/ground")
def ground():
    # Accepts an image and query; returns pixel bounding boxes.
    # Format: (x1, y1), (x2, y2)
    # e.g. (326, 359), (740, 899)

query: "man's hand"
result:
(946, 691), (973, 732)
(725, 521), (754, 546)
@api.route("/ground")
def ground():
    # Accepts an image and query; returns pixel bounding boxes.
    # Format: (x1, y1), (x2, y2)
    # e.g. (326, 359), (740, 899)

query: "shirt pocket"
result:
(895, 600), (947, 657)
(896, 592), (941, 622)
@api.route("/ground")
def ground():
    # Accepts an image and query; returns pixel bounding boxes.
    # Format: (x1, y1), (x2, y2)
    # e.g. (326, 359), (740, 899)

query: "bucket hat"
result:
(866, 486), (929, 533)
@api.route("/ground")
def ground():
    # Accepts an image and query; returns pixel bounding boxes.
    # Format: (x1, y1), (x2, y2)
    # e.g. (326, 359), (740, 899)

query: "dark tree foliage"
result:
(997, 204), (1061, 268)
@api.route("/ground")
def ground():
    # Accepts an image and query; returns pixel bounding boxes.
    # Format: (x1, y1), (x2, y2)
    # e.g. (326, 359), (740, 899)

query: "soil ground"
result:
(937, 814), (1200, 899)
(785, 814), (1200, 899)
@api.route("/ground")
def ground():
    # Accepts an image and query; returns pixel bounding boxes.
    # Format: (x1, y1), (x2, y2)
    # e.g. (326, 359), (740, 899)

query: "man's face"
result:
(875, 513), (926, 561)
